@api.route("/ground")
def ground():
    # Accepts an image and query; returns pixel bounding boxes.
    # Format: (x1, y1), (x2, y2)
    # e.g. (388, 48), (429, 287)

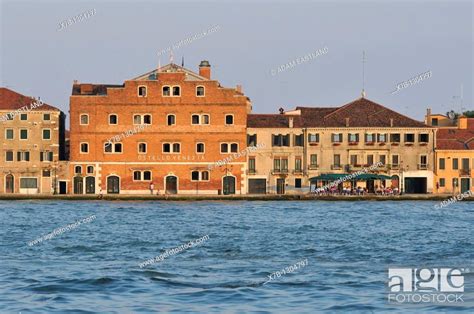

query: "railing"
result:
(331, 164), (342, 170)
(247, 169), (256, 175)
(292, 169), (303, 174)
(272, 169), (289, 175)
(308, 164), (319, 170)
(417, 164), (428, 170)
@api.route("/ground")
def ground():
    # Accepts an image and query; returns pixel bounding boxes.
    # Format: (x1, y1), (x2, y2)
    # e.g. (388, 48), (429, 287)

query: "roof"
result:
(71, 84), (124, 96)
(436, 120), (474, 150)
(132, 63), (208, 81)
(248, 97), (429, 128)
(247, 114), (301, 128)
(0, 87), (59, 111)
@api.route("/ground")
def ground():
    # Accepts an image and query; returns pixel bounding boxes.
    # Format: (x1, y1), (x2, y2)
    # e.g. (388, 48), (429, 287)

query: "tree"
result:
(462, 110), (474, 118)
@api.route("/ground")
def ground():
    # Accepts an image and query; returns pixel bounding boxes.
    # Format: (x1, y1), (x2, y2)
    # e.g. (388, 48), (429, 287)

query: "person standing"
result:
(149, 182), (154, 195)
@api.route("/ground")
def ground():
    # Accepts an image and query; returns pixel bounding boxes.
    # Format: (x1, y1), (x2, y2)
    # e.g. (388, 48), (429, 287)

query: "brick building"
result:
(69, 61), (251, 195)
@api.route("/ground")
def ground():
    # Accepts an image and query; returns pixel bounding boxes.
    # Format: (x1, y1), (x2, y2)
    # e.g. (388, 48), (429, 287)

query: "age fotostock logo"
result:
(388, 268), (466, 304)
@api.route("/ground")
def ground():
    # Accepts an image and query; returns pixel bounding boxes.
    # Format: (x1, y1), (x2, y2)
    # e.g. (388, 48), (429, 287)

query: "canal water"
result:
(0, 200), (472, 313)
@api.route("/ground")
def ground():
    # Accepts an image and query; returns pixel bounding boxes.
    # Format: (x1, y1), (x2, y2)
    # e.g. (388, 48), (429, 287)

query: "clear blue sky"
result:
(1, 0), (472, 128)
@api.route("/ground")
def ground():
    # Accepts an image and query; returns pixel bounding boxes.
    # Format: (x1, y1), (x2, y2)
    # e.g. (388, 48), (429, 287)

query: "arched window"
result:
(167, 114), (176, 126)
(138, 86), (147, 97)
(196, 143), (205, 153)
(191, 171), (199, 181)
(172, 86), (180, 96)
(196, 86), (205, 96)
(87, 166), (94, 174)
(143, 171), (152, 181)
(109, 114), (118, 125)
(138, 143), (147, 153)
(162, 86), (171, 96)
(75, 166), (82, 174)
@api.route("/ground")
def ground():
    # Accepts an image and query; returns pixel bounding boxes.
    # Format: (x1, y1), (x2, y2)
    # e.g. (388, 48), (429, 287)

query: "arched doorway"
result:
(391, 175), (400, 189)
(85, 176), (95, 194)
(107, 176), (120, 194)
(223, 176), (236, 195)
(165, 176), (178, 194)
(5, 174), (14, 193)
(73, 176), (83, 194)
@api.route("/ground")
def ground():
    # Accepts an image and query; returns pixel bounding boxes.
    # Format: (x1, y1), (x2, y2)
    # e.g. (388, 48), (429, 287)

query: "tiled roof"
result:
(0, 87), (59, 111)
(249, 97), (429, 128)
(72, 84), (124, 96)
(436, 120), (474, 150)
(247, 114), (301, 128)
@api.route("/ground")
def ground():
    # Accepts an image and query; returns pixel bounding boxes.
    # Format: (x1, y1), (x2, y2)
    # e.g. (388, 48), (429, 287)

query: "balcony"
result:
(365, 142), (375, 146)
(348, 141), (359, 146)
(389, 164), (400, 170)
(308, 164), (319, 170)
(308, 141), (319, 146)
(272, 169), (289, 175)
(247, 169), (256, 175)
(390, 142), (400, 146)
(292, 169), (303, 175)
(331, 164), (342, 170)
(417, 164), (428, 170)
(459, 169), (471, 177)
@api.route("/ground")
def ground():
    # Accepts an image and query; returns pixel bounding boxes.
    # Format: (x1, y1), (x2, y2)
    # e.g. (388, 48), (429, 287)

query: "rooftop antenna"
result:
(361, 51), (366, 98)
(170, 50), (174, 64)
(182, 56), (185, 67)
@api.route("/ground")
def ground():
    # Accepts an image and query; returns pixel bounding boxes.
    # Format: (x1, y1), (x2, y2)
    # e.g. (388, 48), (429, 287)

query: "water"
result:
(0, 200), (473, 313)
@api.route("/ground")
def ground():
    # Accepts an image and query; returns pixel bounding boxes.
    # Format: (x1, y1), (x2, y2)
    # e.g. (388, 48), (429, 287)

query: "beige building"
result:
(0, 88), (66, 194)
(247, 97), (436, 194)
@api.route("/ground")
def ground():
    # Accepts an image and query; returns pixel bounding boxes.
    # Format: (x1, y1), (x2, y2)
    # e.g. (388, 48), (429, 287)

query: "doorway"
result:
(107, 176), (120, 194)
(85, 176), (95, 194)
(165, 176), (178, 194)
(5, 174), (14, 193)
(276, 178), (285, 194)
(223, 176), (236, 195)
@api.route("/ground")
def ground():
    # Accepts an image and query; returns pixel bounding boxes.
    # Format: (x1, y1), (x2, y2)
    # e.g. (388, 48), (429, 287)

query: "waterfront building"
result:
(69, 61), (251, 195)
(0, 88), (66, 194)
(425, 110), (474, 194)
(247, 96), (436, 194)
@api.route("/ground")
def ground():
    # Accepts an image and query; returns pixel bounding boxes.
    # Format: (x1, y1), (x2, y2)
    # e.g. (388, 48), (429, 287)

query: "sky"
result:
(1, 0), (472, 128)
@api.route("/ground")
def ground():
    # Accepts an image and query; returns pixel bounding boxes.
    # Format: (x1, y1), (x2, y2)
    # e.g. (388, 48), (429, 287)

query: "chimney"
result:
(390, 118), (394, 127)
(426, 108), (432, 125)
(236, 84), (242, 93)
(345, 118), (350, 127)
(289, 117), (294, 128)
(199, 60), (211, 79)
(459, 116), (468, 129)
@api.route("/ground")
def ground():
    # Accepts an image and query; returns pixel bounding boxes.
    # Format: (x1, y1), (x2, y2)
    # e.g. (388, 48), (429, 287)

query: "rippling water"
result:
(0, 200), (473, 313)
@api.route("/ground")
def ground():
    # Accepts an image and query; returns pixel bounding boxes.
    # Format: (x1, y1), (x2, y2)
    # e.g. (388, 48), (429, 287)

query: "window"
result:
(295, 178), (302, 188)
(432, 118), (439, 126)
(191, 114), (210, 125)
(419, 155), (428, 169)
(20, 178), (37, 189)
(40, 151), (53, 162)
(109, 114), (118, 125)
(138, 86), (147, 97)
(308, 133), (319, 143)
(143, 171), (151, 180)
(20, 129), (28, 140)
(365, 133), (375, 143)
(172, 86), (180, 96)
(221, 143), (238, 153)
(42, 170), (51, 177)
(333, 154), (341, 167)
(349, 133), (359, 142)
(350, 155), (358, 166)
(43, 113), (51, 121)
(133, 171), (141, 181)
(75, 166), (82, 174)
(80, 114), (89, 125)
(163, 86), (171, 96)
(377, 133), (387, 142)
(391, 155), (399, 167)
(452, 158), (459, 170)
(272, 134), (290, 147)
(143, 115), (152, 124)
(191, 170), (209, 181)
(167, 114), (176, 126)
(163, 143), (180, 153)
(419, 134), (429, 143)
(87, 166), (94, 174)
(5, 129), (13, 140)
(138, 143), (147, 153)
(5, 151), (13, 162)
(439, 178), (445, 187)
(249, 158), (256, 173)
(405, 133), (415, 143)
(380, 155), (386, 165)
(196, 86), (205, 96)
(42, 129), (51, 140)
(5, 113), (13, 120)
(247, 134), (257, 146)
(273, 158), (288, 172)
(310, 154), (318, 168)
(332, 133), (343, 143)
(196, 143), (205, 153)
(104, 142), (122, 153)
(225, 115), (234, 125)
(295, 158), (302, 171)
(294, 134), (304, 147)
(134, 115), (141, 124)
(20, 113), (27, 120)
(17, 151), (30, 161)
(367, 155), (374, 166)
(192, 114), (200, 125)
(390, 133), (401, 143)
(202, 114), (210, 125)
(80, 143), (89, 153)
(439, 158), (445, 170)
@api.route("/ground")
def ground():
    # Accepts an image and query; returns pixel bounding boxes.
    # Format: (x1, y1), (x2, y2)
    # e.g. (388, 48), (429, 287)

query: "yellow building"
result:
(426, 110), (474, 194)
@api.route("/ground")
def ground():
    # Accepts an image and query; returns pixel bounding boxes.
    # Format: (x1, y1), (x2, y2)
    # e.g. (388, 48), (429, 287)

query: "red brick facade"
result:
(69, 62), (251, 195)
